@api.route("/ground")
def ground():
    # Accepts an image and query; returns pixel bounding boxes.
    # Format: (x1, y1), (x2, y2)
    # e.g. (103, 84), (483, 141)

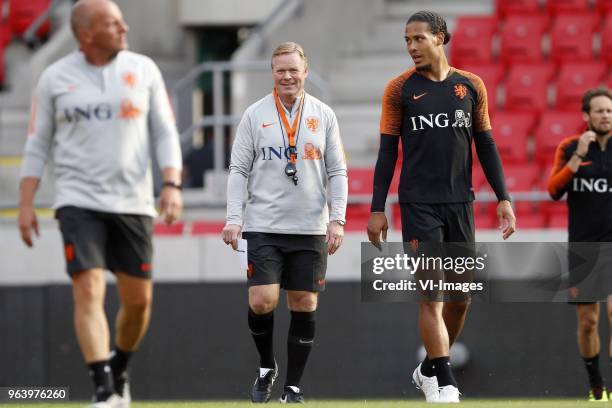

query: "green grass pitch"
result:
(2, 399), (601, 407)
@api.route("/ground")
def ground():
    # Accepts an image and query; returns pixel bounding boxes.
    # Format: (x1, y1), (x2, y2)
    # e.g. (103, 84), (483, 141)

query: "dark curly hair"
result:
(582, 87), (612, 113)
(407, 11), (452, 45)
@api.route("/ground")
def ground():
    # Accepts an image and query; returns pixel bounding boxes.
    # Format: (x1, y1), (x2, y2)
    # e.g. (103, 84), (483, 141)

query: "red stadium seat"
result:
(346, 204), (371, 232)
(392, 203), (402, 230)
(347, 168), (374, 196)
(504, 164), (539, 192)
(548, 212), (569, 228)
(496, 0), (542, 16)
(474, 210), (497, 229)
(550, 13), (599, 63)
(8, 0), (51, 38)
(154, 222), (185, 236)
(450, 16), (497, 66)
(547, 0), (591, 13)
(0, 46), (4, 88)
(490, 111), (536, 163)
(191, 220), (225, 235)
(555, 62), (607, 111)
(544, 200), (569, 228)
(472, 163), (496, 223)
(504, 163), (540, 215)
(0, 14), (11, 47)
(519, 213), (548, 229)
(500, 15), (548, 63)
(472, 163), (487, 192)
(456, 63), (504, 110)
(600, 16), (612, 64)
(534, 110), (586, 165)
(504, 63), (554, 112)
(597, 0), (612, 13)
(347, 167), (400, 197)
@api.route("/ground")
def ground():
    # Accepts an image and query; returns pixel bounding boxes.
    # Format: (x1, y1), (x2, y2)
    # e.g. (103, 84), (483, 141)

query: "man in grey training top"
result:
(18, 1), (182, 406)
(222, 42), (348, 404)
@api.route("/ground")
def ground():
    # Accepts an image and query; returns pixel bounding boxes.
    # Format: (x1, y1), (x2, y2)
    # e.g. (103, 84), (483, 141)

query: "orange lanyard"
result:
(273, 88), (304, 164)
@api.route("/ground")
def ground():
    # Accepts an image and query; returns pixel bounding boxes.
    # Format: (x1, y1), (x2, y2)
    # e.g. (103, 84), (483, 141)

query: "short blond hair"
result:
(271, 42), (308, 69)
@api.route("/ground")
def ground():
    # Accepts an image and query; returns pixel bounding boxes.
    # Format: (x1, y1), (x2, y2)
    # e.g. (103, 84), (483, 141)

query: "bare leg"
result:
(442, 300), (471, 346)
(114, 272), (153, 351)
(72, 268), (109, 362)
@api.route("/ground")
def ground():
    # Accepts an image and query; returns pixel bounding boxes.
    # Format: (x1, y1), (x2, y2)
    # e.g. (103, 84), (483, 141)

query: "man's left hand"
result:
(159, 185), (183, 225)
(326, 221), (345, 255)
(497, 200), (516, 240)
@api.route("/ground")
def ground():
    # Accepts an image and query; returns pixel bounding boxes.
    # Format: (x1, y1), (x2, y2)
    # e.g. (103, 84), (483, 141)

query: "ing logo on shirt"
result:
(454, 84), (467, 100)
(260, 145), (322, 161)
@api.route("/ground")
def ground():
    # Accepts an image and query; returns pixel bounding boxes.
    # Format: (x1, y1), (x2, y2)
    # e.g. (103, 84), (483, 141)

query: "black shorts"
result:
(568, 243), (612, 304)
(399, 202), (475, 243)
(55, 206), (153, 279)
(242, 232), (327, 292)
(400, 202), (475, 301)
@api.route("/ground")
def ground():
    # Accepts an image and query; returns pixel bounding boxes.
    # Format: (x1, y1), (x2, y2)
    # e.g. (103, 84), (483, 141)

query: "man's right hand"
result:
(576, 130), (597, 156)
(367, 212), (388, 250)
(18, 205), (39, 247)
(222, 224), (242, 250)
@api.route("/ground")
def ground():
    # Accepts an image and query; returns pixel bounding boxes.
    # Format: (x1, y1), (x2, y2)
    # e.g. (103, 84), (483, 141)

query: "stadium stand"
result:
(446, 1), (609, 229)
(8, 0), (51, 39)
(547, 0), (591, 14)
(599, 0), (612, 13)
(549, 13), (599, 62)
(450, 16), (497, 66)
(3, 0), (606, 236)
(599, 14), (612, 63)
(495, 0), (542, 16)
(499, 15), (548, 63)
(534, 110), (586, 165)
(490, 111), (535, 163)
(504, 63), (554, 111)
(456, 62), (504, 109)
(555, 62), (607, 111)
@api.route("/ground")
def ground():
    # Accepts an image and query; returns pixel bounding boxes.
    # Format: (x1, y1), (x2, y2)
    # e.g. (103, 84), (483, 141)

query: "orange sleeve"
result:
(463, 72), (491, 133)
(547, 136), (578, 200)
(380, 70), (413, 136)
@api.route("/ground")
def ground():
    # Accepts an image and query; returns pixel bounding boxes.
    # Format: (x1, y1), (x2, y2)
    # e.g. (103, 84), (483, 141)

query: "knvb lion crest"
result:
(302, 142), (322, 160)
(454, 84), (467, 100)
(409, 238), (419, 252)
(305, 116), (319, 133)
(452, 110), (471, 128)
(122, 71), (137, 88)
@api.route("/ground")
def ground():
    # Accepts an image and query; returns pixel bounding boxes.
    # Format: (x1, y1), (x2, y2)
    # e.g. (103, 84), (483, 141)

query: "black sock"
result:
(431, 356), (458, 387)
(420, 355), (435, 377)
(109, 346), (132, 376)
(285, 311), (316, 388)
(88, 360), (114, 400)
(248, 308), (275, 368)
(584, 355), (604, 388)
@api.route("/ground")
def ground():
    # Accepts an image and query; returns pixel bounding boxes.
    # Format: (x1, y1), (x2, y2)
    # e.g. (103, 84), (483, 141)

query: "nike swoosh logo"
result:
(262, 122), (276, 128)
(579, 161), (593, 167)
(413, 92), (427, 100)
(298, 339), (313, 344)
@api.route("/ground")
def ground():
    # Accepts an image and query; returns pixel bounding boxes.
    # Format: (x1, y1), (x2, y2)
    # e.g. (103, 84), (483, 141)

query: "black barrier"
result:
(0, 283), (607, 399)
